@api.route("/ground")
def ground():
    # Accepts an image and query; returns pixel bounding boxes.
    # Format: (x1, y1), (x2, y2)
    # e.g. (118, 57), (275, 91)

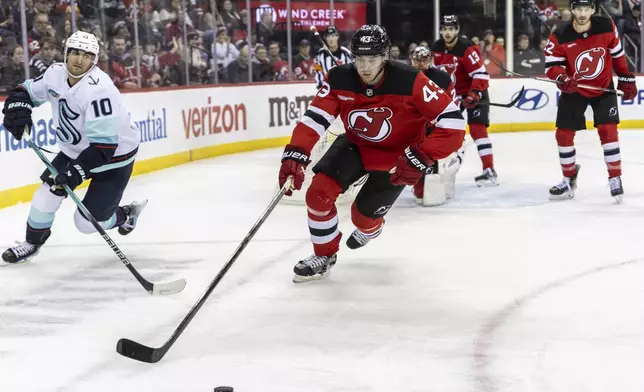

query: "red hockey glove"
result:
(462, 90), (482, 109)
(279, 144), (310, 196)
(555, 74), (580, 94)
(617, 74), (637, 101)
(390, 145), (434, 186)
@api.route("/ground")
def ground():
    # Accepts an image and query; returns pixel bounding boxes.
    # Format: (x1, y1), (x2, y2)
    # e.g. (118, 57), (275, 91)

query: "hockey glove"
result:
(462, 90), (482, 109)
(555, 74), (580, 94)
(279, 144), (310, 196)
(42, 163), (87, 196)
(390, 145), (433, 186)
(617, 73), (637, 101)
(2, 87), (34, 140)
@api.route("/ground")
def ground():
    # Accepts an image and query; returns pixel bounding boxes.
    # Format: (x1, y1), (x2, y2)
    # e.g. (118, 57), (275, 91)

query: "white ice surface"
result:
(0, 131), (643, 392)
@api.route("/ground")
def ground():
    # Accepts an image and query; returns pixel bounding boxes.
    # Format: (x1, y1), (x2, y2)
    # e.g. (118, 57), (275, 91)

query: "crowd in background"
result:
(0, 0), (641, 93)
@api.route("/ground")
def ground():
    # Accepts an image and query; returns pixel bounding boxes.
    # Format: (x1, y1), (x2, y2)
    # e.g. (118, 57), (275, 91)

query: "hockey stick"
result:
(116, 177), (294, 363)
(487, 57), (624, 96)
(310, 26), (342, 67)
(23, 128), (186, 296)
(481, 85), (525, 108)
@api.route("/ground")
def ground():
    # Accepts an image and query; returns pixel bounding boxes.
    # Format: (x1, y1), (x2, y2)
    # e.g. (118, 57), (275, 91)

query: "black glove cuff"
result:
(618, 75), (636, 83)
(282, 145), (310, 164)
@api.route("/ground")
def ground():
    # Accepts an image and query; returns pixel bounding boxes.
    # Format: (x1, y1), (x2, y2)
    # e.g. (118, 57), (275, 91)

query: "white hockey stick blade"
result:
(152, 278), (187, 295)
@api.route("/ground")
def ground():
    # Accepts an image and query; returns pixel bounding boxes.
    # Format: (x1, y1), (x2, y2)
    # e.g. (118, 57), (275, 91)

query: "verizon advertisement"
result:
(251, 1), (366, 31)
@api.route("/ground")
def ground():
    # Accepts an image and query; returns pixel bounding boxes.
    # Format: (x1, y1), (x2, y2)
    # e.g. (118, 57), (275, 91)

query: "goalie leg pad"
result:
(306, 173), (344, 256)
(422, 174), (447, 206)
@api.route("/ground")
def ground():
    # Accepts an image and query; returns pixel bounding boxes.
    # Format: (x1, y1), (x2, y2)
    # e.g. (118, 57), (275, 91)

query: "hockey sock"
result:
(555, 128), (577, 177)
(25, 184), (65, 245)
(351, 203), (384, 238)
(306, 173), (343, 256)
(597, 124), (621, 178)
(469, 124), (494, 169)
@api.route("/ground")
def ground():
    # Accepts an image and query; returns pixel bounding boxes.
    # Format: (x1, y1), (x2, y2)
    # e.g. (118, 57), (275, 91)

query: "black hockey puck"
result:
(214, 387), (233, 392)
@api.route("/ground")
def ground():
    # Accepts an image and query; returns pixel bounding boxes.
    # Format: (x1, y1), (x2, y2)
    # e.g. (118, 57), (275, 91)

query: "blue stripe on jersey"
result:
(90, 154), (136, 174)
(85, 117), (120, 141)
(88, 135), (119, 144)
(21, 80), (47, 107)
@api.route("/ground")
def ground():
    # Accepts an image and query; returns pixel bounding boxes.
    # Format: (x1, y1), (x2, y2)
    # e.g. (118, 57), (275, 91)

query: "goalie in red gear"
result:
(409, 46), (465, 206)
(431, 15), (497, 187)
(545, 0), (637, 203)
(278, 24), (466, 282)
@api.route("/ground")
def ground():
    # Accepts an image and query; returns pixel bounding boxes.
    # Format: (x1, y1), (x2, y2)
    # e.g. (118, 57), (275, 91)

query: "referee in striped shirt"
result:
(313, 25), (354, 89)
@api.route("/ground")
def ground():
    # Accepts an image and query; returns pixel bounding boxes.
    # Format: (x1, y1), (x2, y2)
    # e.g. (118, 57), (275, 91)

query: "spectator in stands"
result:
(221, 0), (242, 36)
(257, 10), (275, 47)
(482, 30), (505, 76)
(158, 37), (186, 86)
(28, 12), (52, 57)
(187, 31), (209, 84)
(514, 32), (545, 75)
(226, 45), (260, 83)
(389, 45), (405, 63)
(293, 39), (314, 79)
(0, 44), (25, 93)
(603, 0), (624, 19)
(252, 43), (272, 81)
(213, 26), (239, 71)
(29, 36), (58, 77)
(623, 2), (641, 68)
(419, 40), (429, 48)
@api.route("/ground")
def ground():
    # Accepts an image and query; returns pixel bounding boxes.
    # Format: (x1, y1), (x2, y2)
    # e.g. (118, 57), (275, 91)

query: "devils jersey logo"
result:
(347, 107), (393, 142)
(575, 48), (606, 79)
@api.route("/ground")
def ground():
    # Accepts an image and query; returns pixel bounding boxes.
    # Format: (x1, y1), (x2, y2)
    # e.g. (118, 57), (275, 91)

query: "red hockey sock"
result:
(469, 124), (493, 169)
(555, 128), (577, 177)
(306, 173), (343, 256)
(351, 203), (384, 236)
(597, 124), (621, 178)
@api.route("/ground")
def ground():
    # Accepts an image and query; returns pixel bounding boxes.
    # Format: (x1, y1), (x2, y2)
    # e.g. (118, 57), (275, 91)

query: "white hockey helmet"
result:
(64, 31), (100, 79)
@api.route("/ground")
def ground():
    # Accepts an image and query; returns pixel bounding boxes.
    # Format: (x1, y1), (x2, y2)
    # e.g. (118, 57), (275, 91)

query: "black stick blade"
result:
(116, 338), (165, 363)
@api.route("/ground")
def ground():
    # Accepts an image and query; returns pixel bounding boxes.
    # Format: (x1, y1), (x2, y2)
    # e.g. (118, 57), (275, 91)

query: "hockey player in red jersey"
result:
(545, 0), (637, 202)
(278, 25), (466, 282)
(431, 15), (497, 186)
(409, 46), (465, 206)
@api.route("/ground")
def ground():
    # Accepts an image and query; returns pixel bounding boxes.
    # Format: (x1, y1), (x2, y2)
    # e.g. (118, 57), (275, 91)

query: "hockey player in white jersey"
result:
(1, 31), (145, 264)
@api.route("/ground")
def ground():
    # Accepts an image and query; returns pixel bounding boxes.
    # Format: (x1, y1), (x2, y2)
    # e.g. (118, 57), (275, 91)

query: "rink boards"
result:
(1, 76), (644, 208)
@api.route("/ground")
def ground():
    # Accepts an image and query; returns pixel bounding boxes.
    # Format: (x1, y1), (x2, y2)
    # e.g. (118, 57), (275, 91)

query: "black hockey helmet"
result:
(350, 24), (390, 56)
(569, 0), (595, 8)
(440, 15), (460, 29)
(326, 25), (339, 36)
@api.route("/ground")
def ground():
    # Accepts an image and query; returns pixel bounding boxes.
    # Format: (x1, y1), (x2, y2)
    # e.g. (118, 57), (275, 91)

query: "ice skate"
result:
(549, 164), (580, 201)
(346, 223), (384, 250)
(293, 254), (337, 283)
(2, 241), (41, 264)
(609, 176), (623, 204)
(475, 168), (498, 187)
(118, 200), (148, 235)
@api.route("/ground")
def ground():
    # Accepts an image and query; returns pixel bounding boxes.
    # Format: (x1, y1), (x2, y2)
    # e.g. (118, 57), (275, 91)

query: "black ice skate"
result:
(118, 200), (148, 236)
(549, 164), (580, 201)
(293, 254), (337, 283)
(609, 176), (624, 204)
(2, 241), (41, 264)
(475, 168), (499, 187)
(346, 223), (384, 250)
